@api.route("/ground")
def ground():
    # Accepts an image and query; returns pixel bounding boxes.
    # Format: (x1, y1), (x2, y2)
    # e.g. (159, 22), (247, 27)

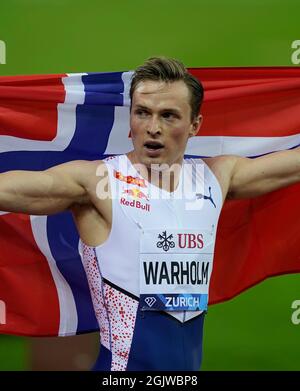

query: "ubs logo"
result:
(156, 231), (204, 251)
(156, 231), (175, 252)
(178, 233), (204, 249)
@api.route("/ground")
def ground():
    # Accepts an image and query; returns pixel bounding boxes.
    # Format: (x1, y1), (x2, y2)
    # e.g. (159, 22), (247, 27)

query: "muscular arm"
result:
(0, 160), (96, 215)
(227, 148), (300, 199)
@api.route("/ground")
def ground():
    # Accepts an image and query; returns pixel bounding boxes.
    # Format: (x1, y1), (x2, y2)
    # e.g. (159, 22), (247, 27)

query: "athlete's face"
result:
(130, 80), (202, 168)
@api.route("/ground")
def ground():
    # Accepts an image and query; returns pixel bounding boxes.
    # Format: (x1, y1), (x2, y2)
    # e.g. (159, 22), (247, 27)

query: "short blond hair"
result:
(130, 57), (204, 120)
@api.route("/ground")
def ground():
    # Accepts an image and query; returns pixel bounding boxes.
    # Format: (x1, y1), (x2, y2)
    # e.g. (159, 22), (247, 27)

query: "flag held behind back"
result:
(0, 67), (299, 336)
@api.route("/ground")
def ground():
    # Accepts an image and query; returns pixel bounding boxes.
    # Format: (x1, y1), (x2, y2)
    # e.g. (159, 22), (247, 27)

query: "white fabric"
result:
(93, 154), (223, 323)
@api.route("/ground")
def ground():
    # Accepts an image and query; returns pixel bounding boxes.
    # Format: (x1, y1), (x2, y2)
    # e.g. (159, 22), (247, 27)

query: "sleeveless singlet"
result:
(80, 154), (223, 371)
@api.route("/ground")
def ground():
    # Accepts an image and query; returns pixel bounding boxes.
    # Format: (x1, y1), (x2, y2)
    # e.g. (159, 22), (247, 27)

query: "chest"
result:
(116, 181), (221, 232)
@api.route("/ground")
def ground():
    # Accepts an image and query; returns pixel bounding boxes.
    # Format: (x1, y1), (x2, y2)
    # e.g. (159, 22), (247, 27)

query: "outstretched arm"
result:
(0, 160), (94, 215)
(227, 148), (300, 199)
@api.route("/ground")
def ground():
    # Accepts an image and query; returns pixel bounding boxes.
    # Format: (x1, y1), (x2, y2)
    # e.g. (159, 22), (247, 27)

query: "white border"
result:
(30, 215), (78, 336)
(0, 73), (86, 153)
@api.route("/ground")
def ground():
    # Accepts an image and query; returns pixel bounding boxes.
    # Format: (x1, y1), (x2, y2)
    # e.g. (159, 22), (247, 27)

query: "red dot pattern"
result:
(103, 283), (138, 371)
(81, 244), (110, 350)
(81, 243), (139, 371)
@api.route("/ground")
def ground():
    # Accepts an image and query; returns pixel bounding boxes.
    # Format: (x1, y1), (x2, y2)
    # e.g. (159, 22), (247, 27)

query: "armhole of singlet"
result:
(79, 157), (117, 251)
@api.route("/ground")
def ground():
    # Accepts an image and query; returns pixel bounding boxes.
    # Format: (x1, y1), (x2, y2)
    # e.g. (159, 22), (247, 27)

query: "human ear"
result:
(189, 115), (203, 137)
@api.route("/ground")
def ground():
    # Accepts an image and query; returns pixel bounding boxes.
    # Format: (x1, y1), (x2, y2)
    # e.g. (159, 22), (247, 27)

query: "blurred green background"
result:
(0, 0), (299, 371)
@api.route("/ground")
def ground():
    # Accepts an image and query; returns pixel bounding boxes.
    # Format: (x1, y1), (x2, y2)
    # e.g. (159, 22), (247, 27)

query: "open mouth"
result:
(144, 141), (164, 150)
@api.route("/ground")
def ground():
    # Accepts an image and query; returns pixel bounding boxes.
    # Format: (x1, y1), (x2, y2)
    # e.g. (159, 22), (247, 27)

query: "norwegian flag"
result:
(0, 68), (300, 337)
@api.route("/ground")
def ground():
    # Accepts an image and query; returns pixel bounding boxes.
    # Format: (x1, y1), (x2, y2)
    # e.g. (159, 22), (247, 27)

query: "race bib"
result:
(140, 229), (214, 311)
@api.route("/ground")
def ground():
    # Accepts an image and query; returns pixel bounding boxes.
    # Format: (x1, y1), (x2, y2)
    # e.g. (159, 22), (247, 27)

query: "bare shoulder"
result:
(202, 155), (238, 174)
(69, 159), (112, 247)
(48, 158), (106, 175)
(45, 159), (110, 209)
(82, 159), (110, 197)
(202, 155), (240, 201)
(47, 158), (108, 187)
(69, 159), (110, 206)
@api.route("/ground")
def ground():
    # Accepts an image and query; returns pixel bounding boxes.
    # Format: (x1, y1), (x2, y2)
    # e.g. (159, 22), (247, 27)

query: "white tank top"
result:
(81, 154), (223, 324)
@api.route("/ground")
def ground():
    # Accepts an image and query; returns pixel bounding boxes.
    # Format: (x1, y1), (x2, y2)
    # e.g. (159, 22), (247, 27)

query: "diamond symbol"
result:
(145, 297), (156, 307)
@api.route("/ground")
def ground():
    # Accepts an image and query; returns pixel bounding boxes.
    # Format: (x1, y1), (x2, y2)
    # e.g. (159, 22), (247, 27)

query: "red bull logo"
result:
(114, 170), (146, 188)
(122, 188), (149, 201)
(121, 188), (150, 212)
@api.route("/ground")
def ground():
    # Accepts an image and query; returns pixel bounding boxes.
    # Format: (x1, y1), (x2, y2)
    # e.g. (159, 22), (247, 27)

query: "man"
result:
(0, 57), (299, 371)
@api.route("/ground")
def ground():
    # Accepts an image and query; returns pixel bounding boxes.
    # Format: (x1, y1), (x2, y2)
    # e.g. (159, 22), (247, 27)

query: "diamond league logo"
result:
(145, 297), (157, 307)
(156, 231), (175, 252)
